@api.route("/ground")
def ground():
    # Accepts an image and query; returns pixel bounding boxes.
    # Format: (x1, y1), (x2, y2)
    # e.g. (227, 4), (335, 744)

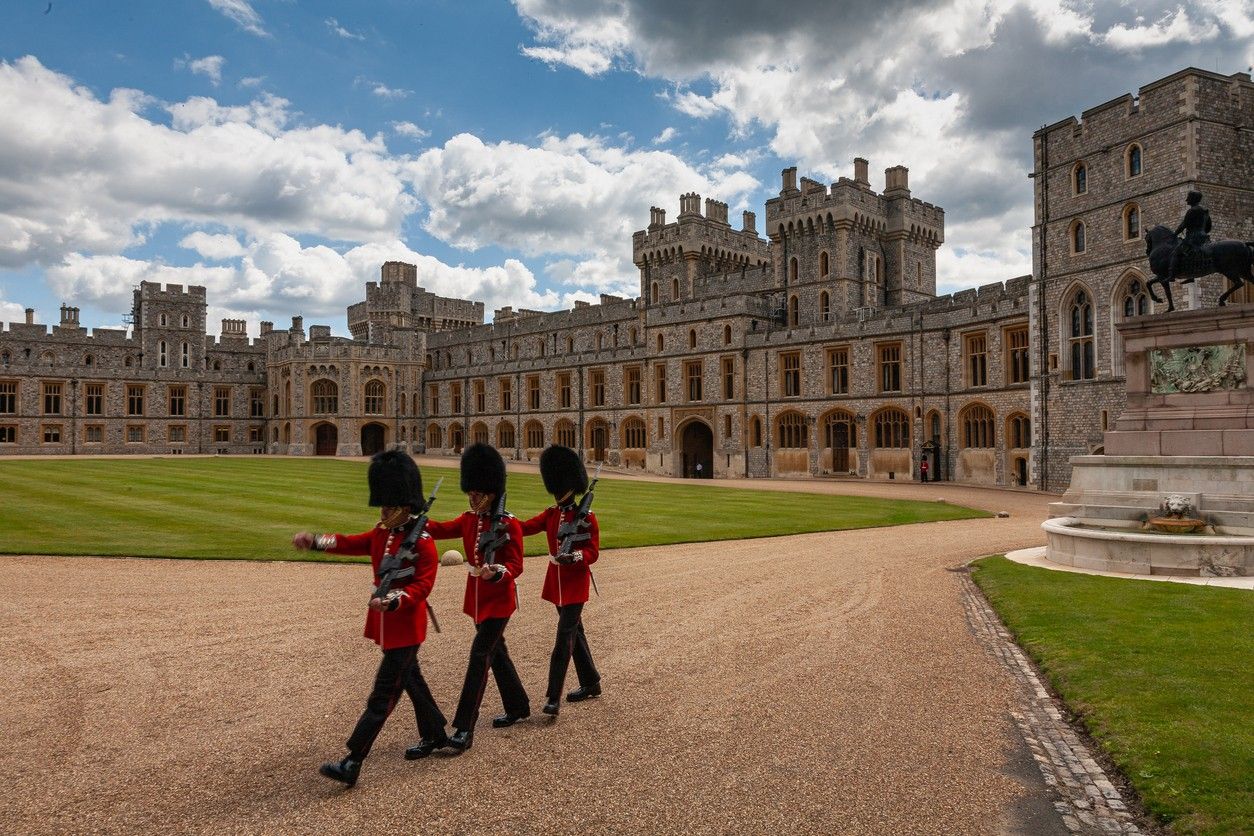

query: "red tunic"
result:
(519, 506), (599, 606)
(425, 511), (524, 623)
(323, 526), (438, 650)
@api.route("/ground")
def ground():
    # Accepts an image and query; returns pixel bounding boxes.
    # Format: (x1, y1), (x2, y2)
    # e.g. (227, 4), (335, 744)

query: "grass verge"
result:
(971, 556), (1254, 835)
(0, 457), (987, 560)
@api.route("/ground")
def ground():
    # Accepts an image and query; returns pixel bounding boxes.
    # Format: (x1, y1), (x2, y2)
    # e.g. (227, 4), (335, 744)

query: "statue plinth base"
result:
(1047, 304), (1254, 576)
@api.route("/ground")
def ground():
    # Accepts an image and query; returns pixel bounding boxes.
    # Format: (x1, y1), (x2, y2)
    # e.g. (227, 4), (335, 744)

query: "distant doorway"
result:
(361, 423), (385, 456)
(680, 421), (713, 478)
(590, 422), (608, 462)
(314, 422), (338, 456)
(1015, 456), (1028, 487)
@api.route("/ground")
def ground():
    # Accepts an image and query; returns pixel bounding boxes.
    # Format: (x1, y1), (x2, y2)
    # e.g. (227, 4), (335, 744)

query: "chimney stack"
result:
(24, 308), (34, 325)
(781, 166), (798, 193)
(853, 158), (870, 186)
(742, 210), (757, 233)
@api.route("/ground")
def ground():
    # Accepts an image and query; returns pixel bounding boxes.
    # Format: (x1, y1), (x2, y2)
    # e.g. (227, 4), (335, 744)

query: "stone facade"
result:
(2, 67), (1250, 493)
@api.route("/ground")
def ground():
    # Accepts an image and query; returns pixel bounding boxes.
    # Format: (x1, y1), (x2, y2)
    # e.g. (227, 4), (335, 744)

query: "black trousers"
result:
(346, 644), (446, 760)
(452, 617), (529, 730)
(548, 603), (600, 700)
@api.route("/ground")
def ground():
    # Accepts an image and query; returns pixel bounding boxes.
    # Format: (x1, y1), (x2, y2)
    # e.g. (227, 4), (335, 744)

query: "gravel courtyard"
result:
(0, 482), (1060, 835)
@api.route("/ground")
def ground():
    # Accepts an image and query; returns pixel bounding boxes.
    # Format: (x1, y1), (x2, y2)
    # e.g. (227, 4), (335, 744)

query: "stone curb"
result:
(957, 571), (1150, 835)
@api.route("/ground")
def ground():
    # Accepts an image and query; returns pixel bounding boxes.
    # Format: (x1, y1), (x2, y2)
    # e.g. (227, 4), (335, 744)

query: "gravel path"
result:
(0, 487), (1059, 835)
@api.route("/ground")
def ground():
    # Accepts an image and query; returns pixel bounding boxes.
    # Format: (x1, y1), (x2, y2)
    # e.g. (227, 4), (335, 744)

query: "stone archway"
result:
(314, 422), (338, 456)
(680, 420), (713, 478)
(361, 422), (386, 456)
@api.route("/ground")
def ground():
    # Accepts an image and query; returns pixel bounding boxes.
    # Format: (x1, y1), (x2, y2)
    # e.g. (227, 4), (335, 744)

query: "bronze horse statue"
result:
(1143, 224), (1253, 311)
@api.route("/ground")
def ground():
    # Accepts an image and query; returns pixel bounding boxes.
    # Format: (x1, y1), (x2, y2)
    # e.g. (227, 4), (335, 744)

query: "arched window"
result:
(284, 381), (291, 414)
(596, 333), (604, 351)
(427, 423), (443, 449)
(927, 410), (942, 443)
(622, 417), (646, 449)
(821, 410), (856, 449)
(723, 325), (732, 345)
(364, 380), (385, 414)
(555, 419), (577, 448)
(819, 251), (829, 277)
(1112, 274), (1150, 374)
(789, 257), (798, 284)
(471, 422), (489, 445)
(523, 420), (543, 448)
(1008, 413), (1031, 449)
(1071, 221), (1086, 254)
(1123, 204), (1140, 240)
(873, 408), (910, 448)
(1073, 162), (1087, 195)
(777, 412), (808, 449)
(567, 336), (575, 353)
(159, 313), (167, 327)
(1068, 288), (1096, 380)
(688, 328), (697, 349)
(538, 339), (545, 358)
(497, 421), (515, 449)
(657, 334), (664, 351)
(750, 415), (763, 447)
(788, 295), (799, 327)
(819, 291), (830, 321)
(961, 404), (995, 448)
(651, 282), (659, 304)
(672, 278), (680, 299)
(181, 314), (189, 328)
(311, 379), (338, 414)
(1125, 144), (1142, 178)
(181, 343), (189, 368)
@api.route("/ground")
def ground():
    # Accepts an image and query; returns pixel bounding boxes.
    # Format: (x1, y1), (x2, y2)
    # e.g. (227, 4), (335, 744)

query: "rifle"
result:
(372, 478), (443, 631)
(555, 462), (601, 566)
(475, 490), (511, 573)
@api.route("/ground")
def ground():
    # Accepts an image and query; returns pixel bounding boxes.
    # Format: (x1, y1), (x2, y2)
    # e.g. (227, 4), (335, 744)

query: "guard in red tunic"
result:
(519, 445), (602, 717)
(293, 450), (448, 788)
(425, 443), (529, 751)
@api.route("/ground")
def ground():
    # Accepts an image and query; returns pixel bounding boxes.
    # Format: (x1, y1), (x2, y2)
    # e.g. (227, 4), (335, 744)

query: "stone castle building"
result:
(1, 67), (1250, 492)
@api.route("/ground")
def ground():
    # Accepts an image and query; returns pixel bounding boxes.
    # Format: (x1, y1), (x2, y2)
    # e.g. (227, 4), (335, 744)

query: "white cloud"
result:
(392, 121), (431, 140)
(0, 57), (416, 266)
(1103, 8), (1221, 51)
(238, 75), (264, 88)
(175, 54), (226, 86)
(365, 81), (412, 100)
(179, 232), (247, 260)
(206, 0), (268, 37)
(326, 17), (366, 41)
(651, 126), (677, 144)
(0, 298), (26, 324)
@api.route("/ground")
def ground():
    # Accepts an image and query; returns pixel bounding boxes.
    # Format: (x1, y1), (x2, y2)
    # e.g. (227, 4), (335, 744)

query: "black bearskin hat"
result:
(539, 445), (587, 498)
(460, 443), (506, 496)
(1186, 190), (1203, 205)
(368, 449), (424, 509)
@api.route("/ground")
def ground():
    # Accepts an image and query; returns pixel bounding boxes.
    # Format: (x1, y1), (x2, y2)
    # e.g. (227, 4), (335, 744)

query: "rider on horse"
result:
(1167, 190), (1213, 283)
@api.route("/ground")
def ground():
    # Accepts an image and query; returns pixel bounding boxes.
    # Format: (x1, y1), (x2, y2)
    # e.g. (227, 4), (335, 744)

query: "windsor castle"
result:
(2, 68), (1251, 492)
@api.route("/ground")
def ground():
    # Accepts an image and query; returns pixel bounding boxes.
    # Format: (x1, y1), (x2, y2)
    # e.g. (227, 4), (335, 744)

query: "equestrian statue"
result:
(1143, 190), (1253, 311)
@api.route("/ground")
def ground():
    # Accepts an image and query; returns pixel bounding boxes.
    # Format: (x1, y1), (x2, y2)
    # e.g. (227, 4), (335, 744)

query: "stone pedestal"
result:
(1046, 303), (1254, 576)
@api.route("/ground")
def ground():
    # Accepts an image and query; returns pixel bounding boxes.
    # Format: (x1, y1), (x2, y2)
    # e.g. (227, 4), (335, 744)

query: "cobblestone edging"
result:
(958, 572), (1148, 835)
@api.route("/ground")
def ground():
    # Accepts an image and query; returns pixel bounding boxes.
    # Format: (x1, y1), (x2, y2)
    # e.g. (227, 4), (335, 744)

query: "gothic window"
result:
(672, 278), (680, 299)
(688, 328), (697, 349)
(789, 257), (798, 284)
(1123, 204), (1140, 240)
(1008, 413), (1031, 449)
(1071, 220), (1086, 254)
(1113, 276), (1150, 374)
(555, 419), (576, 448)
(788, 295), (799, 327)
(1072, 162), (1087, 195)
(364, 380), (385, 414)
(750, 415), (763, 447)
(873, 408), (910, 448)
(961, 404), (995, 448)
(622, 417), (646, 449)
(819, 251), (829, 277)
(777, 412), (808, 449)
(657, 334), (664, 351)
(497, 421), (515, 449)
(312, 379), (338, 414)
(1125, 144), (1142, 178)
(1067, 288), (1096, 380)
(819, 291), (830, 322)
(723, 324), (732, 345)
(181, 314), (189, 328)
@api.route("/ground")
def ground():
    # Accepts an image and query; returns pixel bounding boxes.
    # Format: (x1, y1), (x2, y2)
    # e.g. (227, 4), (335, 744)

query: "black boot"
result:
(319, 756), (361, 787)
(404, 734), (450, 760)
(448, 728), (473, 752)
(566, 683), (601, 702)
(542, 698), (560, 717)
(492, 711), (529, 728)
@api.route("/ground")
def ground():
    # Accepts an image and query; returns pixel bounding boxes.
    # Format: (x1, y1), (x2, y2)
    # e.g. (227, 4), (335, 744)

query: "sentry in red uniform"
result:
(523, 445), (603, 717)
(425, 511), (524, 623)
(297, 450), (449, 787)
(424, 443), (529, 750)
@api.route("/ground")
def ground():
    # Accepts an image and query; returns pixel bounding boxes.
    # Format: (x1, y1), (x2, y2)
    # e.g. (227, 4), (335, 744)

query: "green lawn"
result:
(0, 458), (987, 561)
(972, 557), (1254, 836)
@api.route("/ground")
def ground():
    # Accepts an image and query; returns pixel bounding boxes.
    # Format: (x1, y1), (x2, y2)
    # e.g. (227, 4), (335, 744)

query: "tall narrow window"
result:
(181, 342), (190, 368)
(1123, 204), (1140, 240)
(788, 295), (799, 327)
(781, 352), (801, 397)
(964, 333), (988, 387)
(591, 369), (606, 407)
(558, 373), (572, 409)
(84, 383), (103, 416)
(158, 340), (167, 367)
(451, 382), (462, 413)
(1006, 326), (1030, 385)
(0, 381), (16, 414)
(169, 385), (186, 417)
(312, 379), (338, 413)
(527, 376), (540, 410)
(1071, 221), (1086, 253)
(819, 251), (829, 277)
(685, 361), (702, 402)
(961, 404), (995, 448)
(1126, 144), (1142, 178)
(878, 343), (902, 393)
(364, 380), (385, 414)
(1073, 162), (1087, 194)
(625, 367), (641, 405)
(214, 386), (231, 417)
(1068, 289), (1096, 380)
(827, 347), (849, 394)
(472, 379), (485, 413)
(655, 364), (667, 403)
(499, 377), (512, 411)
(125, 384), (143, 416)
(721, 357), (734, 400)
(819, 291), (830, 321)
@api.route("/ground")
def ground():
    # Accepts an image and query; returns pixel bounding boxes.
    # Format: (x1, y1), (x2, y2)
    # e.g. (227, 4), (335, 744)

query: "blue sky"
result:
(1, 0), (1250, 334)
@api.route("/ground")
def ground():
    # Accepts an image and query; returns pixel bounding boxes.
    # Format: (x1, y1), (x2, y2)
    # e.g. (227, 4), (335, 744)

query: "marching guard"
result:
(425, 443), (529, 751)
(519, 445), (602, 717)
(293, 449), (448, 788)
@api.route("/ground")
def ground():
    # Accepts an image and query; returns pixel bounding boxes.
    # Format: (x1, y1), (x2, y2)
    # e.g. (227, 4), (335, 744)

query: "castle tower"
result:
(131, 282), (208, 371)
(632, 193), (770, 306)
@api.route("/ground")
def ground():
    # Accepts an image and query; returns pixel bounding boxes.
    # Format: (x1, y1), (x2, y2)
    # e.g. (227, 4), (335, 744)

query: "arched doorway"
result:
(314, 422), (338, 456)
(680, 420), (713, 478)
(361, 422), (385, 456)
(587, 419), (609, 462)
